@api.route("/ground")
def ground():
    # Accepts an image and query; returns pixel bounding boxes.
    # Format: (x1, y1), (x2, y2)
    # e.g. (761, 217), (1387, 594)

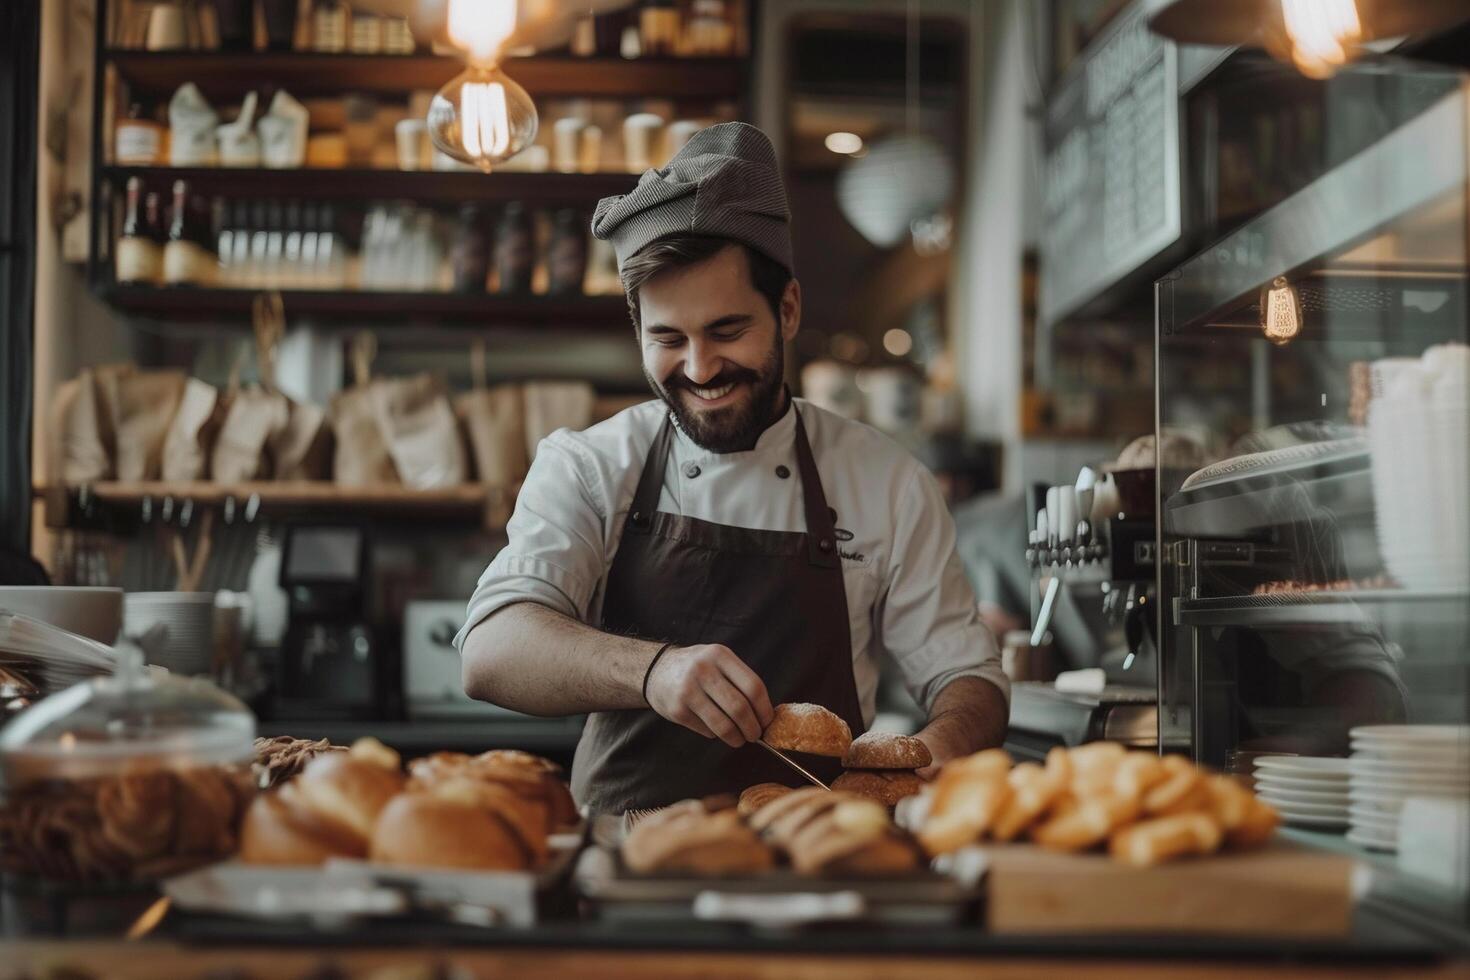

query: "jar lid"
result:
(0, 648), (254, 784)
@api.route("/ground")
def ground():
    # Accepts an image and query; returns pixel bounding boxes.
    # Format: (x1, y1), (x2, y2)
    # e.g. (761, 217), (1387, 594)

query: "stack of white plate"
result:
(1348, 725), (1470, 852)
(1251, 757), (1351, 830)
(124, 591), (216, 676)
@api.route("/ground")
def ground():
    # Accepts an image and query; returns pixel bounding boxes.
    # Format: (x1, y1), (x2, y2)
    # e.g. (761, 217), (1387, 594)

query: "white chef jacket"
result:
(454, 397), (1009, 725)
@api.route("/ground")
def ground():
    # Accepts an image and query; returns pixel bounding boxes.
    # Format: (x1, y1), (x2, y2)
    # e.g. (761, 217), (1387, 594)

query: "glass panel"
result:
(1157, 61), (1469, 780)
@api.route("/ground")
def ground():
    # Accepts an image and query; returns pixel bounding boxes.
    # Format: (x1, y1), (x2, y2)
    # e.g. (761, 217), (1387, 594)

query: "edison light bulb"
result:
(1262, 276), (1303, 346)
(428, 65), (538, 172)
(1281, 0), (1361, 79)
(428, 0), (537, 172)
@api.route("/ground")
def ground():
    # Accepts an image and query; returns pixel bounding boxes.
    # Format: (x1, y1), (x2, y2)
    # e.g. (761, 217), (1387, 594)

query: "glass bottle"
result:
(451, 205), (490, 293)
(114, 104), (164, 166)
(311, 0), (348, 52)
(163, 179), (210, 285)
(546, 208), (588, 295)
(493, 203), (535, 294)
(115, 176), (161, 285)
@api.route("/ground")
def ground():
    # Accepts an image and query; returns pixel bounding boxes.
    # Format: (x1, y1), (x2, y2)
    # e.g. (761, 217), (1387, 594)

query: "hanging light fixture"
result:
(1148, 0), (1469, 79)
(426, 0), (537, 172)
(1261, 276), (1304, 345)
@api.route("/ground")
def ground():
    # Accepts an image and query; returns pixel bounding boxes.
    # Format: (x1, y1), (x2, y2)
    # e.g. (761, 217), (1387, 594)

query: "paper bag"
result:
(111, 370), (188, 481)
(331, 385), (399, 487)
(270, 399), (332, 480)
(522, 381), (595, 459)
(49, 369), (113, 484)
(456, 383), (527, 487)
(370, 373), (467, 490)
(161, 378), (223, 481)
(211, 385), (290, 483)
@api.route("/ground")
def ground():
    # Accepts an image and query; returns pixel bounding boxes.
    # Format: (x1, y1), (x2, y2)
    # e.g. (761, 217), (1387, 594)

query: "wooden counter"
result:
(2, 942), (1463, 980)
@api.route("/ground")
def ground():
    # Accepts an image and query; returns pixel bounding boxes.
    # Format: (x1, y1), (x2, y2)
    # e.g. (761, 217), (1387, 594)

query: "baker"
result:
(456, 122), (1009, 814)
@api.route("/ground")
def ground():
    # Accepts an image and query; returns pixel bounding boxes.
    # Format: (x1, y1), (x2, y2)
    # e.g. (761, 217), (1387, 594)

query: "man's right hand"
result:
(644, 644), (775, 748)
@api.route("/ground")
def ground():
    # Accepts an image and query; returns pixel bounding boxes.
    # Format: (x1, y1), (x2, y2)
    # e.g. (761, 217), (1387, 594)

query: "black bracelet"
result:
(641, 642), (677, 706)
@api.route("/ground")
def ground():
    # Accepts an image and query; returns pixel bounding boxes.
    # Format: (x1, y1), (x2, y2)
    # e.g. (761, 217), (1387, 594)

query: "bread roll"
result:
(831, 769), (924, 807)
(239, 784), (367, 865)
(369, 793), (531, 870)
(737, 783), (793, 818)
(762, 703), (851, 757)
(622, 808), (773, 876)
(842, 732), (931, 770)
(428, 777), (549, 865)
(293, 752), (405, 843)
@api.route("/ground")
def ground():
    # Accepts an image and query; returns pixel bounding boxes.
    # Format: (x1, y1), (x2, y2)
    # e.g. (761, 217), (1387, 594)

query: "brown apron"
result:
(570, 404), (866, 813)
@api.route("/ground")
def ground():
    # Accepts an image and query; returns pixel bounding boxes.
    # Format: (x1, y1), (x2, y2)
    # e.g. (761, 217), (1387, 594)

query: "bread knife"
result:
(756, 739), (831, 791)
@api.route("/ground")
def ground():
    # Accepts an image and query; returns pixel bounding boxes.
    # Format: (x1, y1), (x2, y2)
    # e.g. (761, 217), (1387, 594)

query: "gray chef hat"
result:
(591, 121), (793, 274)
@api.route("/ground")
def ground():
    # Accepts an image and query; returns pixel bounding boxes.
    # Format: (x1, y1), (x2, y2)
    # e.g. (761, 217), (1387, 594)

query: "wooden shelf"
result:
(101, 166), (638, 204)
(40, 481), (520, 528)
(98, 285), (629, 324)
(106, 51), (747, 101)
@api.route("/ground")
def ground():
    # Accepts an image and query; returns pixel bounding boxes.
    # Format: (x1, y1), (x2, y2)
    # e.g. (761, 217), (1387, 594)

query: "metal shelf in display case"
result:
(1174, 589), (1470, 628)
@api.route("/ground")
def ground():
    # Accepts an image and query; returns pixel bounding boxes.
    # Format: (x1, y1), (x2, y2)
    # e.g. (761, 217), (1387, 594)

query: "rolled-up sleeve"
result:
(452, 433), (609, 651)
(879, 462), (1011, 712)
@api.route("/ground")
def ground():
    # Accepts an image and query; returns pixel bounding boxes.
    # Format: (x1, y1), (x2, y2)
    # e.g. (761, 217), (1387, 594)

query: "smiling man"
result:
(455, 122), (1008, 814)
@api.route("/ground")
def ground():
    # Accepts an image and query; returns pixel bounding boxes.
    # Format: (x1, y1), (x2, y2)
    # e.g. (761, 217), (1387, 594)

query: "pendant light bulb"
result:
(1261, 276), (1303, 346)
(1280, 0), (1362, 79)
(427, 64), (539, 172)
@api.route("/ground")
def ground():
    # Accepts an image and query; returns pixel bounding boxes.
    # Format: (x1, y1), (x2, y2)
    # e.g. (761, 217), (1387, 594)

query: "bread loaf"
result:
(622, 808), (774, 876)
(762, 703), (852, 757)
(830, 769), (924, 807)
(842, 732), (931, 770)
(238, 783), (367, 865)
(292, 751), (405, 844)
(370, 792), (531, 870)
(737, 782), (793, 818)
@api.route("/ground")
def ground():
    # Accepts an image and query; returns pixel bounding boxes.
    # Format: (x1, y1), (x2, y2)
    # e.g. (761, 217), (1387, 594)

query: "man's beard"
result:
(647, 336), (786, 453)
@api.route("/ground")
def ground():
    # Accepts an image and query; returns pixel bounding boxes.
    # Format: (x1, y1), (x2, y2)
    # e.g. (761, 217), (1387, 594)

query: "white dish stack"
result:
(123, 592), (216, 676)
(1348, 725), (1470, 853)
(1251, 757), (1351, 829)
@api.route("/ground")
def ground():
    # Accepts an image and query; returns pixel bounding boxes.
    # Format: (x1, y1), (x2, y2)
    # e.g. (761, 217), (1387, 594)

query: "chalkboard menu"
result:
(1040, 1), (1181, 327)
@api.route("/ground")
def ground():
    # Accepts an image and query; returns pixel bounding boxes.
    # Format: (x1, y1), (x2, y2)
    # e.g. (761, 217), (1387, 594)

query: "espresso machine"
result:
(1006, 466), (1161, 759)
(274, 523), (389, 720)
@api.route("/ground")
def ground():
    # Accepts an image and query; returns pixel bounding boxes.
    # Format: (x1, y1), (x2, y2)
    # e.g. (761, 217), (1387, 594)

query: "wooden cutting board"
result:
(983, 840), (1358, 938)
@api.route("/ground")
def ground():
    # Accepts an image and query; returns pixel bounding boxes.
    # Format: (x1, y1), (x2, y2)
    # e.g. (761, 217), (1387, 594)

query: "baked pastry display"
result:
(761, 703), (852, 757)
(241, 738), (574, 871)
(737, 782), (793, 818)
(831, 769), (925, 808)
(0, 761), (255, 882)
(842, 731), (931, 770)
(252, 736), (344, 790)
(622, 803), (774, 876)
(749, 788), (921, 876)
(916, 744), (1279, 866)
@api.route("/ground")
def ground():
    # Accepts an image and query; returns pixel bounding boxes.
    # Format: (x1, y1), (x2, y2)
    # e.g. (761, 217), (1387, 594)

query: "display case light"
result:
(1261, 276), (1303, 345)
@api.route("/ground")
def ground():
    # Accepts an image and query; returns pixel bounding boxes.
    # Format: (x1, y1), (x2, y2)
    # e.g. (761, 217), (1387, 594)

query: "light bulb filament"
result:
(461, 80), (511, 161)
(1281, 0), (1361, 78)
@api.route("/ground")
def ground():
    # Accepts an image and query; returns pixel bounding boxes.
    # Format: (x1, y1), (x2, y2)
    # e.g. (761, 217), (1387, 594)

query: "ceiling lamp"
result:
(835, 134), (954, 249)
(1148, 0), (1470, 79)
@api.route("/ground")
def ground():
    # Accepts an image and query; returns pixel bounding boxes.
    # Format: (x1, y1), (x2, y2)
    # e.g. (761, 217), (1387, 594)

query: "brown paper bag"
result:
(49, 368), (113, 484)
(330, 332), (398, 487)
(161, 378), (223, 481)
(456, 384), (528, 487)
(111, 370), (188, 481)
(212, 385), (290, 483)
(370, 373), (467, 490)
(270, 399), (332, 480)
(522, 381), (595, 460)
(89, 362), (136, 472)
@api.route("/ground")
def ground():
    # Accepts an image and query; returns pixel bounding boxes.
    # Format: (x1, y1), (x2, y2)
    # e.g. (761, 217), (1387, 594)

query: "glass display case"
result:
(1155, 57), (1468, 913)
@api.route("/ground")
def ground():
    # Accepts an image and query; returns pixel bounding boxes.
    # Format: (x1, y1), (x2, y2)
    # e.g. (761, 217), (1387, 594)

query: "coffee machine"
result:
(275, 523), (388, 720)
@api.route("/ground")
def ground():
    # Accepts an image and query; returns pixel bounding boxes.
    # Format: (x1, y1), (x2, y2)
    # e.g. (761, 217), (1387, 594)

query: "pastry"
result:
(239, 782), (367, 865)
(1109, 812), (1223, 867)
(761, 703), (852, 757)
(622, 806), (773, 876)
(737, 782), (793, 818)
(293, 745), (406, 843)
(842, 731), (931, 770)
(831, 769), (924, 807)
(370, 792), (532, 870)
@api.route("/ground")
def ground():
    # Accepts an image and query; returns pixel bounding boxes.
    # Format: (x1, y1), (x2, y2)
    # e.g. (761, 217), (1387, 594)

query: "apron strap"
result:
(625, 413), (676, 536)
(792, 405), (840, 569)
